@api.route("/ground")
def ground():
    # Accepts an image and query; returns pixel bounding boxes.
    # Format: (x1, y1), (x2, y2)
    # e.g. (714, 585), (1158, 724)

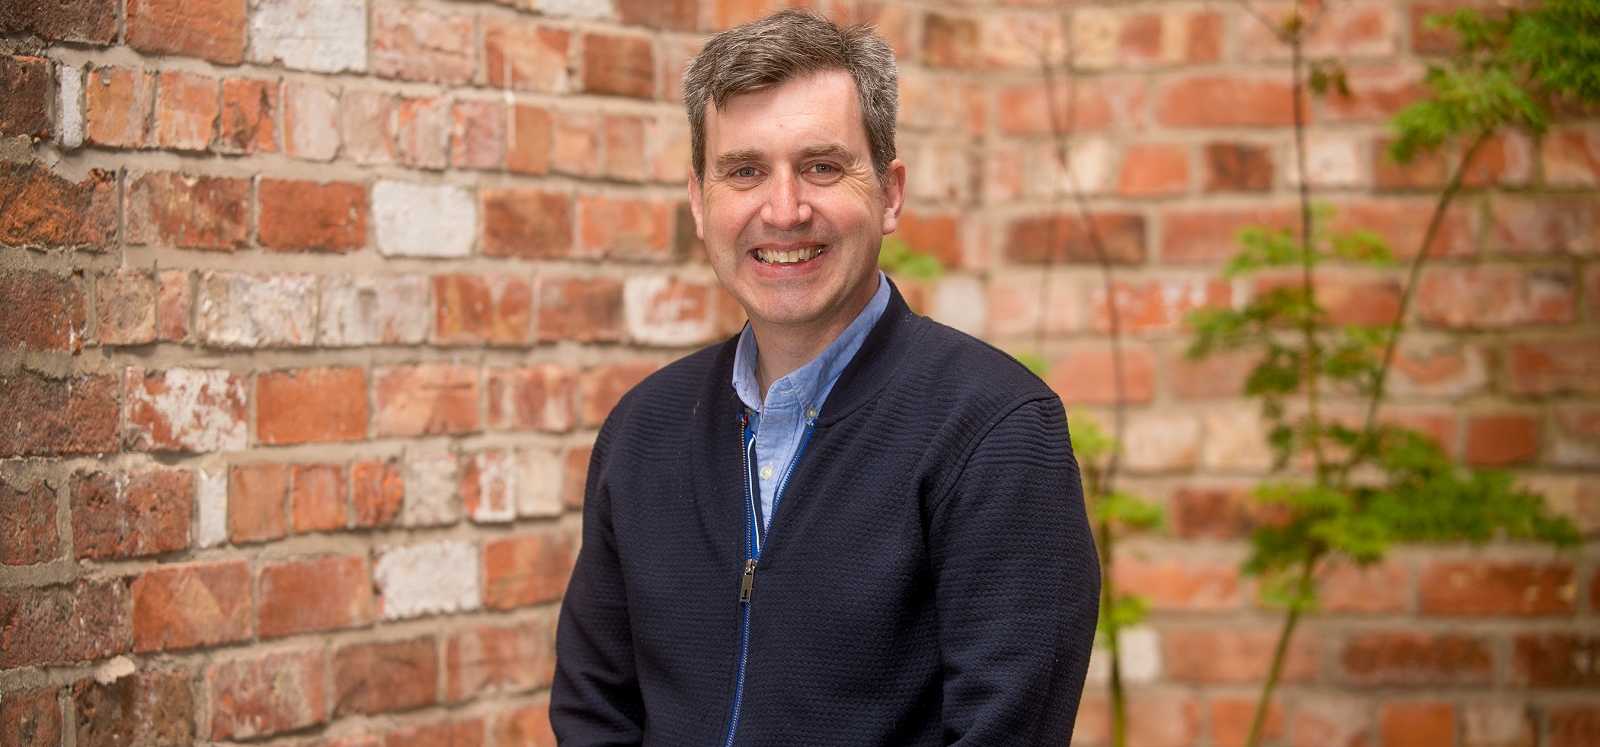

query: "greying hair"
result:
(682, 9), (899, 183)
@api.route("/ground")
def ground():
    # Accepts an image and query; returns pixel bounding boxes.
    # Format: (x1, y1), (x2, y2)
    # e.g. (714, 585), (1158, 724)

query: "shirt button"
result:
(759, 465), (774, 480)
(805, 407), (818, 419)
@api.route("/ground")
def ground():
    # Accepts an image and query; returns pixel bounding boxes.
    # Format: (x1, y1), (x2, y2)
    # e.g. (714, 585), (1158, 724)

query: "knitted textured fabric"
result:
(552, 283), (1101, 746)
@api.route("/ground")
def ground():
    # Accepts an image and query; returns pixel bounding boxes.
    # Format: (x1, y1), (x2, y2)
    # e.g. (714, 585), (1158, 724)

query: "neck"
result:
(750, 279), (878, 400)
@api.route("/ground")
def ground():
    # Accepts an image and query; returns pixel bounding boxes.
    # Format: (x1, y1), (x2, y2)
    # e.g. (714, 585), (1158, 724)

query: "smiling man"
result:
(551, 10), (1100, 746)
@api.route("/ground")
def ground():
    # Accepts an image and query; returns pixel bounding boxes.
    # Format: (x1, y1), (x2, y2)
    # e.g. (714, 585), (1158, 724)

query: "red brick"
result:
(1114, 691), (1201, 747)
(488, 365), (576, 432)
(616, 0), (698, 30)
(450, 99), (506, 170)
(482, 187), (573, 258)
(372, 3), (475, 84)
(1291, 695), (1371, 747)
(0, 579), (129, 668)
(1419, 560), (1574, 616)
(461, 449), (514, 523)
(1506, 338), (1600, 396)
(1333, 198), (1475, 258)
(1254, 272), (1402, 326)
(257, 178), (366, 252)
(1512, 633), (1600, 687)
(1318, 560), (1410, 614)
(207, 648), (328, 739)
(483, 526), (579, 609)
(577, 361), (658, 427)
(493, 701), (557, 747)
(536, 276), (625, 343)
(1005, 212), (1146, 265)
(0, 270), (85, 351)
(551, 109), (602, 178)
(0, 686), (60, 747)
(922, 12), (978, 69)
(1462, 414), (1540, 467)
(445, 619), (556, 701)
(384, 719), (485, 747)
(291, 463), (347, 533)
(507, 104), (553, 175)
(131, 560), (252, 652)
(1119, 142), (1190, 197)
(153, 70), (219, 151)
(1163, 627), (1320, 683)
(228, 463), (289, 543)
(334, 637), (438, 716)
(0, 476), (60, 565)
(0, 0), (116, 44)
(1375, 135), (1450, 190)
(1418, 266), (1576, 329)
(392, 95), (451, 169)
(1204, 142), (1274, 192)
(1169, 485), (1274, 539)
(484, 18), (570, 93)
(1486, 195), (1598, 256)
(0, 372), (117, 457)
(95, 269), (157, 346)
(157, 270), (191, 342)
(894, 212), (964, 270)
(1168, 350), (1258, 401)
(373, 364), (481, 437)
(434, 274), (534, 346)
(1381, 701), (1455, 747)
(72, 467), (192, 560)
(577, 195), (676, 261)
(563, 446), (591, 510)
(216, 77), (277, 153)
(1045, 345), (1157, 406)
(126, 0), (243, 63)
(1156, 75), (1299, 127)
(1091, 278), (1230, 334)
(1340, 631), (1494, 685)
(994, 76), (1140, 136)
(257, 367), (369, 445)
(1543, 124), (1600, 187)
(0, 163), (118, 249)
(0, 55), (52, 139)
(84, 66), (155, 147)
(258, 555), (377, 638)
(122, 367), (248, 452)
(339, 90), (399, 164)
(1411, 2), (1505, 55)
(602, 113), (649, 181)
(73, 669), (194, 746)
(125, 171), (250, 251)
(1460, 132), (1535, 188)
(1113, 553), (1242, 611)
(1549, 705), (1600, 747)
(1211, 697), (1284, 747)
(352, 459), (404, 528)
(1160, 205), (1297, 263)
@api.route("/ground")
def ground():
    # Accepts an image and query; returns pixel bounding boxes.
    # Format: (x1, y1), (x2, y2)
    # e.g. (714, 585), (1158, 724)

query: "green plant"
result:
(1187, 4), (1595, 746)
(876, 235), (944, 281)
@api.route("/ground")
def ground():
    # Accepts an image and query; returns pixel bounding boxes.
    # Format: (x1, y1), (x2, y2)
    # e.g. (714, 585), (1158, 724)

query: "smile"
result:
(752, 244), (828, 265)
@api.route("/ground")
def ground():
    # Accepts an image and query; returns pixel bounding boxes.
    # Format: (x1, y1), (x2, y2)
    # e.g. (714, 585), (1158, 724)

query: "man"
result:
(551, 10), (1099, 745)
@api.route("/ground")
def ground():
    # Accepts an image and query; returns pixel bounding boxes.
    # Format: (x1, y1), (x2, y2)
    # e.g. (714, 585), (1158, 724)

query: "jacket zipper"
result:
(722, 409), (816, 747)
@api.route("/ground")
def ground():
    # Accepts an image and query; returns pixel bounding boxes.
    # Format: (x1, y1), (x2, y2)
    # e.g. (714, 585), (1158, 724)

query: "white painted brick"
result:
(249, 0), (367, 73)
(535, 0), (613, 19)
(373, 180), (475, 258)
(318, 274), (431, 346)
(402, 445), (460, 527)
(1286, 133), (1367, 188)
(57, 62), (83, 149)
(196, 272), (318, 348)
(468, 450), (516, 524)
(623, 275), (718, 347)
(930, 275), (987, 337)
(196, 468), (228, 548)
(516, 446), (563, 518)
(284, 80), (340, 162)
(1462, 702), (1532, 747)
(123, 367), (248, 453)
(374, 540), (481, 619)
(1083, 624), (1161, 685)
(1122, 410), (1202, 473)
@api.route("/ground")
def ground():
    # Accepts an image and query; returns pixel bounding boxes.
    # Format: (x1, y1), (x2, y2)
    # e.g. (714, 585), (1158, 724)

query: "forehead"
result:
(705, 70), (868, 154)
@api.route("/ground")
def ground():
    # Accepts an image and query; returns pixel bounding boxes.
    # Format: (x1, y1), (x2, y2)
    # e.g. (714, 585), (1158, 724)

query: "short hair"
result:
(681, 9), (898, 183)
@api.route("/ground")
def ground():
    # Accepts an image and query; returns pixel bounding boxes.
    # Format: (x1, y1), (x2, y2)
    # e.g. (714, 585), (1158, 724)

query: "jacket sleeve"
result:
(550, 418), (646, 745)
(928, 396), (1100, 745)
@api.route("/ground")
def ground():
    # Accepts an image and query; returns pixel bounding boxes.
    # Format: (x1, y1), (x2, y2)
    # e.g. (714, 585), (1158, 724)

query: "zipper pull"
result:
(739, 559), (757, 602)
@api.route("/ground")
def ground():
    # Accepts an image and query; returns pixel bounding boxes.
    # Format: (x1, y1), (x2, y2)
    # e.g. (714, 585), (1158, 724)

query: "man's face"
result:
(688, 70), (906, 338)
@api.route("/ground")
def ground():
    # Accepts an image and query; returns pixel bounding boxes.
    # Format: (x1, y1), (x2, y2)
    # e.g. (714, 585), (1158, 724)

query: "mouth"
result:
(750, 244), (828, 265)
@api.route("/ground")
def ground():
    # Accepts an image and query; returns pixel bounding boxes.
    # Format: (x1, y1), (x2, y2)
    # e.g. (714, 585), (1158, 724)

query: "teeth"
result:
(755, 245), (825, 264)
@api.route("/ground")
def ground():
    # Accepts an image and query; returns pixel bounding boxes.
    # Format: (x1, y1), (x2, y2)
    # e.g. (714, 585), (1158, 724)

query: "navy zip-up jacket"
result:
(551, 284), (1100, 745)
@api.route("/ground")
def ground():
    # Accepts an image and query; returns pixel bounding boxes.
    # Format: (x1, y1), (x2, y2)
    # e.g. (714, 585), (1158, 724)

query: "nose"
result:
(760, 171), (812, 230)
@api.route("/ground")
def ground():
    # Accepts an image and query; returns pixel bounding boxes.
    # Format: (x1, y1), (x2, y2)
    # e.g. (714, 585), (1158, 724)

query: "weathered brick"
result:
(372, 3), (475, 84)
(0, 372), (117, 457)
(1319, 560), (1410, 613)
(487, 365), (576, 433)
(1506, 338), (1600, 396)
(507, 104), (553, 174)
(284, 79), (340, 161)
(126, 171), (250, 251)
(0, 579), (129, 668)
(259, 555), (377, 637)
(292, 463), (347, 533)
(1169, 485), (1275, 540)
(483, 526), (578, 610)
(258, 178), (366, 252)
(74, 669), (194, 747)
(602, 114), (649, 182)
(95, 269), (157, 346)
(1339, 197), (1479, 258)
(0, 0), (116, 43)
(196, 271), (318, 347)
(1486, 195), (1598, 256)
(623, 275), (718, 347)
(515, 447), (565, 518)
(384, 719), (485, 747)
(1550, 407), (1600, 467)
(1419, 560), (1574, 616)
(616, 0), (697, 30)
(248, 0), (366, 73)
(257, 367), (368, 445)
(1163, 627), (1320, 684)
(339, 89), (399, 165)
(434, 274), (533, 346)
(0, 55), (52, 139)
(1461, 701), (1534, 747)
(402, 446), (460, 526)
(1543, 124), (1600, 187)
(1045, 346), (1156, 405)
(536, 275), (625, 343)
(0, 163), (117, 249)
(1114, 554), (1243, 611)
(1340, 631), (1493, 685)
(1390, 341), (1488, 398)
(156, 270), (191, 342)
(334, 637), (438, 716)
(374, 364), (480, 437)
(352, 459), (405, 528)
(1119, 410), (1201, 473)
(0, 686), (60, 747)
(563, 446), (591, 510)
(583, 32), (654, 98)
(1417, 266), (1576, 329)
(1549, 705), (1600, 747)
(0, 270), (86, 351)
(216, 76), (277, 153)
(1381, 701), (1455, 747)
(123, 367), (248, 453)
(56, 62), (83, 148)
(1092, 277), (1230, 335)
(373, 180), (476, 257)
(72, 467), (192, 560)
(318, 274), (432, 346)
(132, 560), (252, 652)
(228, 462), (288, 543)
(460, 450), (515, 523)
(1512, 633), (1600, 687)
(375, 540), (481, 619)
(577, 363), (659, 429)
(1254, 272), (1402, 326)
(1291, 694), (1371, 747)
(578, 195), (676, 261)
(484, 18), (571, 93)
(1005, 212), (1146, 265)
(482, 187), (573, 259)
(0, 475), (60, 565)
(126, 0), (245, 63)
(1156, 75), (1300, 127)
(207, 648), (328, 739)
(153, 70), (219, 151)
(492, 700), (557, 747)
(1463, 414), (1540, 467)
(1119, 142), (1190, 197)
(1160, 205), (1298, 263)
(451, 99), (506, 170)
(84, 66), (155, 148)
(392, 95), (452, 169)
(1210, 697), (1285, 747)
(552, 108), (603, 178)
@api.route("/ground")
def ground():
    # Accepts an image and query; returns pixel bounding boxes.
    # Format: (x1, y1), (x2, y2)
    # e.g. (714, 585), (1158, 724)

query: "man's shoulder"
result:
(899, 314), (1058, 408)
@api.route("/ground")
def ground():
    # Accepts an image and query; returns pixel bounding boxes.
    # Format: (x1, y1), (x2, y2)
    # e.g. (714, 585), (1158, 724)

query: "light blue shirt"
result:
(732, 271), (890, 531)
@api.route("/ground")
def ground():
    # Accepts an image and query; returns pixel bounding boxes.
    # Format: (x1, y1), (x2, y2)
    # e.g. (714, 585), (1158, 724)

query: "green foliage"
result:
(1098, 593), (1150, 638)
(876, 236), (944, 281)
(1014, 351), (1051, 379)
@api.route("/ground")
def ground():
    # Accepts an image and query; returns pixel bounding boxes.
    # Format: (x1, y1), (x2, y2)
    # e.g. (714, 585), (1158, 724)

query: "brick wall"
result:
(1, 0), (1596, 745)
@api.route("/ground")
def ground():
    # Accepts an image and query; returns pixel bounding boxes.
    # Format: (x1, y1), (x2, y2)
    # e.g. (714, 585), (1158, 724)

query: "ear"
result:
(879, 159), (907, 235)
(686, 175), (706, 240)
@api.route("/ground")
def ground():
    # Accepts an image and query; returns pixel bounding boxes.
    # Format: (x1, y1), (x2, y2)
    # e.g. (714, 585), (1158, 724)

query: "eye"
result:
(806, 162), (845, 182)
(732, 165), (759, 179)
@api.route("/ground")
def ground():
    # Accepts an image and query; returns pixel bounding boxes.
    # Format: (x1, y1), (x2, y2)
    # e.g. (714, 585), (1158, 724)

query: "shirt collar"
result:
(732, 270), (891, 415)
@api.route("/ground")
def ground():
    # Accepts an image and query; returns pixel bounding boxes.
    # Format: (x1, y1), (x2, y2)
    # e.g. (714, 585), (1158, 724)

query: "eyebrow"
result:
(712, 143), (860, 174)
